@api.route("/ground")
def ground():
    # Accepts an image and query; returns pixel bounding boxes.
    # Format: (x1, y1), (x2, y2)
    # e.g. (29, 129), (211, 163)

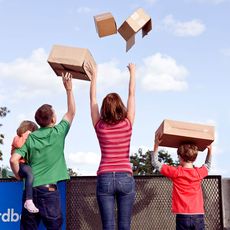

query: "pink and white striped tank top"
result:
(95, 118), (133, 175)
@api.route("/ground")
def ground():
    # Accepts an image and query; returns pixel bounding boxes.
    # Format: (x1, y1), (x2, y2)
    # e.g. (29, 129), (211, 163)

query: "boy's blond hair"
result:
(177, 143), (198, 162)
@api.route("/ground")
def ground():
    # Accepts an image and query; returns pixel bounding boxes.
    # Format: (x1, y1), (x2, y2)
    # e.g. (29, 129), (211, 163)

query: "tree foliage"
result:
(0, 166), (13, 178)
(130, 148), (153, 175)
(0, 107), (10, 160)
(68, 168), (78, 177)
(0, 107), (10, 117)
(130, 148), (179, 176)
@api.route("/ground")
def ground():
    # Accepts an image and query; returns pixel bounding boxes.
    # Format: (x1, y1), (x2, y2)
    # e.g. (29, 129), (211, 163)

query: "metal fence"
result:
(66, 175), (223, 230)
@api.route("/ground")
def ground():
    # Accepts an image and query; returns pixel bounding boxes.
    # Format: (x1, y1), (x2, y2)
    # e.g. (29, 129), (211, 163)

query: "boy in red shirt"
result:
(152, 136), (212, 230)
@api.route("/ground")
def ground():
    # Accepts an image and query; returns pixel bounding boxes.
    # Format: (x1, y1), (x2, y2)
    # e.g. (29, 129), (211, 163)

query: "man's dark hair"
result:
(35, 104), (53, 127)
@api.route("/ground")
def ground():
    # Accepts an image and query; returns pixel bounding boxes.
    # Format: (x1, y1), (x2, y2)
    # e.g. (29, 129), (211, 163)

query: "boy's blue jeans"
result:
(176, 214), (205, 230)
(96, 172), (136, 230)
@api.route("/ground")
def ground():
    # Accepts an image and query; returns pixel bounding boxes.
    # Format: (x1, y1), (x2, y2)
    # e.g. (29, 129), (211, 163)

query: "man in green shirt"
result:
(10, 72), (75, 230)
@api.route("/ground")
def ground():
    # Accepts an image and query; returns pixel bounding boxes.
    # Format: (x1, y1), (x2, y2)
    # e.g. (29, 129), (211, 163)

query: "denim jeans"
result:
(96, 172), (136, 230)
(18, 163), (34, 200)
(176, 214), (205, 230)
(20, 185), (63, 230)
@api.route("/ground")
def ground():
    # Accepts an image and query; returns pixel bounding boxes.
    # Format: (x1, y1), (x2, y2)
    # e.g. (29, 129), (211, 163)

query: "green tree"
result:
(158, 149), (179, 166)
(68, 168), (78, 176)
(0, 107), (10, 160)
(130, 148), (153, 175)
(130, 148), (179, 175)
(1, 166), (13, 178)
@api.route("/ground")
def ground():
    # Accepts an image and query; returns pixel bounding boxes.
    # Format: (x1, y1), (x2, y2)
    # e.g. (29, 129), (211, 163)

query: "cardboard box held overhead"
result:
(118, 8), (152, 52)
(155, 119), (215, 151)
(94, 12), (117, 38)
(47, 44), (96, 81)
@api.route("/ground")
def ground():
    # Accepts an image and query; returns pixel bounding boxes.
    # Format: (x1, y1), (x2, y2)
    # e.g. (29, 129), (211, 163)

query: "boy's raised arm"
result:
(204, 144), (212, 171)
(151, 134), (163, 172)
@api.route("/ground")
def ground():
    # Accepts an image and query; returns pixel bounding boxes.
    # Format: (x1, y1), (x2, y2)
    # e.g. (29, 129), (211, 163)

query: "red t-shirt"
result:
(11, 130), (31, 163)
(95, 118), (133, 175)
(161, 164), (208, 214)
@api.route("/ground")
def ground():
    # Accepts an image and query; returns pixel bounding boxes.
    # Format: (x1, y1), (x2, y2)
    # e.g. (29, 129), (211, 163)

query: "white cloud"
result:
(67, 60), (130, 94)
(66, 151), (100, 176)
(139, 53), (189, 91)
(0, 48), (94, 104)
(161, 15), (205, 37)
(0, 48), (64, 102)
(0, 50), (129, 104)
(0, 49), (189, 105)
(208, 163), (226, 175)
(94, 56), (188, 93)
(97, 60), (128, 88)
(67, 151), (100, 165)
(75, 169), (97, 176)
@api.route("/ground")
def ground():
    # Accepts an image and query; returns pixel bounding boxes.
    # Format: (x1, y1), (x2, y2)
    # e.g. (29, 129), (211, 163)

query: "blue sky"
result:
(0, 0), (230, 177)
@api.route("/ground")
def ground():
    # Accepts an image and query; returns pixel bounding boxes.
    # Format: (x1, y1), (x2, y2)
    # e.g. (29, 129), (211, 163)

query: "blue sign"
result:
(0, 181), (66, 229)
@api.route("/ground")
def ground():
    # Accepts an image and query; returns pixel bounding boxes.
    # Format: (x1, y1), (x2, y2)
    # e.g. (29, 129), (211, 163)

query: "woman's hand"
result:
(85, 62), (97, 80)
(127, 63), (135, 76)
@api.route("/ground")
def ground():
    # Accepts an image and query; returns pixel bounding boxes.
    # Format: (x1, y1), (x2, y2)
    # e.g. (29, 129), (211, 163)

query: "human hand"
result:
(127, 63), (135, 75)
(84, 61), (97, 80)
(207, 144), (212, 153)
(154, 133), (162, 152)
(155, 133), (162, 146)
(62, 72), (72, 91)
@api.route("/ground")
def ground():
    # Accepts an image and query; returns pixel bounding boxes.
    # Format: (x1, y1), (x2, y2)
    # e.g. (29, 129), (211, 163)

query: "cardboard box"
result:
(155, 119), (215, 151)
(118, 8), (152, 52)
(94, 12), (117, 38)
(47, 44), (96, 81)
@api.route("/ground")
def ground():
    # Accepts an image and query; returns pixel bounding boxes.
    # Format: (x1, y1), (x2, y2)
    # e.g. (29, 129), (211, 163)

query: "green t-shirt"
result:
(16, 119), (70, 187)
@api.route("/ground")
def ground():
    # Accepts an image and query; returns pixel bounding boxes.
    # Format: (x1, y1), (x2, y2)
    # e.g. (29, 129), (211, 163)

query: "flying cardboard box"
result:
(47, 44), (96, 81)
(118, 8), (152, 52)
(155, 119), (215, 151)
(94, 12), (117, 38)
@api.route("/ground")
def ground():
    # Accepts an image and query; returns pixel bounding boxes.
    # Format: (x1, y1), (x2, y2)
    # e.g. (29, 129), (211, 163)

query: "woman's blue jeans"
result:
(96, 172), (136, 230)
(176, 214), (205, 230)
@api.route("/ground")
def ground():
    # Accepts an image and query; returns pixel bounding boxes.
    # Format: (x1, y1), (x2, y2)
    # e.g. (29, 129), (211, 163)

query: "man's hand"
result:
(62, 72), (73, 91)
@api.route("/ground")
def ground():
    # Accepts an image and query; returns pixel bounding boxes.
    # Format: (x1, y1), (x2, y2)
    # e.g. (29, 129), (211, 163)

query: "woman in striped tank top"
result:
(89, 63), (136, 230)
